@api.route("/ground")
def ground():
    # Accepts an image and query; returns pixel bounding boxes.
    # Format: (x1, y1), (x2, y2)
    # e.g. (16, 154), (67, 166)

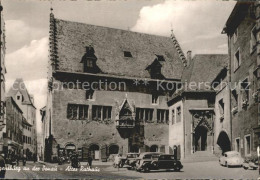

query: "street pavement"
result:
(3, 160), (260, 179)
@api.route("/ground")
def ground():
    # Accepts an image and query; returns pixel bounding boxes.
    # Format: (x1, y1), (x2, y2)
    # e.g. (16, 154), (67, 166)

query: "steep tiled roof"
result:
(52, 17), (185, 80)
(182, 54), (228, 86)
(7, 78), (35, 107)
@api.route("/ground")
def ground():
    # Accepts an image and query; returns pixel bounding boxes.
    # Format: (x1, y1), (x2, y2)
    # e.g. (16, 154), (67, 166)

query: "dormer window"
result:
(17, 96), (20, 100)
(155, 54), (165, 61)
(81, 45), (100, 73)
(86, 59), (93, 68)
(124, 51), (132, 58)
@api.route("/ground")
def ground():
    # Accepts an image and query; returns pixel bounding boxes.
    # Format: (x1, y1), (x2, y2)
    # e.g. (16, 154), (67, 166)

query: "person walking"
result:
(114, 154), (121, 171)
(22, 154), (26, 166)
(33, 153), (37, 163)
(0, 153), (6, 178)
(87, 156), (93, 168)
(16, 154), (19, 166)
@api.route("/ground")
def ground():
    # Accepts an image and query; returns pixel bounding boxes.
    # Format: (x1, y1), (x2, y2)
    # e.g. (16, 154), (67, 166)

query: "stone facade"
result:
(0, 2), (6, 153)
(43, 13), (186, 162)
(223, 2), (259, 158)
(4, 97), (23, 157)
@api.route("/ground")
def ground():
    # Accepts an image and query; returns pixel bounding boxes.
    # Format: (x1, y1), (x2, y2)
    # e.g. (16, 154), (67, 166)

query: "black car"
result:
(136, 154), (183, 172)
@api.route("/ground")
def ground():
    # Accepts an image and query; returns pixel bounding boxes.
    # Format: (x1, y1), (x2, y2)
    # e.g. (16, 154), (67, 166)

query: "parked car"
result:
(243, 158), (258, 170)
(125, 153), (140, 169)
(219, 151), (244, 167)
(136, 153), (183, 173)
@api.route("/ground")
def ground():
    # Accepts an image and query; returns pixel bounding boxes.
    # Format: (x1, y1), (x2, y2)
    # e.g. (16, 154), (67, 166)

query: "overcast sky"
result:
(2, 0), (236, 133)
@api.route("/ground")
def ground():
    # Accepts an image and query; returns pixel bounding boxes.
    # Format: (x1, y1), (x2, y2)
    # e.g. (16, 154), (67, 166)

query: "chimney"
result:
(187, 50), (192, 67)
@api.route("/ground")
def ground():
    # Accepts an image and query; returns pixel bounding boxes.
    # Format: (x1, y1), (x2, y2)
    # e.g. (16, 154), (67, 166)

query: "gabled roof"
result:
(182, 54), (228, 89)
(7, 78), (36, 108)
(52, 17), (185, 80)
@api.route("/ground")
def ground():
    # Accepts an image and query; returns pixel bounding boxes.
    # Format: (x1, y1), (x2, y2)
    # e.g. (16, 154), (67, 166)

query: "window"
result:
(67, 104), (89, 120)
(250, 25), (256, 53)
(233, 28), (238, 43)
(241, 78), (249, 102)
(17, 95), (20, 100)
(86, 90), (94, 100)
(92, 105), (112, 121)
(218, 99), (224, 119)
(235, 138), (240, 152)
(123, 51), (132, 58)
(232, 90), (238, 107)
(152, 94), (159, 105)
(136, 108), (153, 122)
(157, 109), (169, 123)
(245, 135), (251, 155)
(172, 109), (175, 125)
(234, 49), (241, 71)
(176, 106), (181, 123)
(86, 59), (93, 68)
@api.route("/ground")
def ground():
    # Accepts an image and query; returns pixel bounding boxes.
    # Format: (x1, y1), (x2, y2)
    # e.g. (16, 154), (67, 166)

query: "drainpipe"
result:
(228, 34), (233, 150)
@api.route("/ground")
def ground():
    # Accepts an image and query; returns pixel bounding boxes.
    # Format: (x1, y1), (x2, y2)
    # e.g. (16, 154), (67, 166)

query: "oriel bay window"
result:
(92, 105), (112, 121)
(157, 109), (169, 123)
(136, 108), (153, 122)
(67, 104), (89, 120)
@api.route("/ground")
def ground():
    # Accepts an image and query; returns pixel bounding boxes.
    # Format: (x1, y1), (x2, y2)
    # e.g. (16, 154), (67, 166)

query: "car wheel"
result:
(143, 166), (150, 173)
(175, 166), (180, 172)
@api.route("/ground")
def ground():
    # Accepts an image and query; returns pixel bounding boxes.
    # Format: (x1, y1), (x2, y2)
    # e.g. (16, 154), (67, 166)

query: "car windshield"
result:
(127, 154), (139, 158)
(227, 153), (240, 157)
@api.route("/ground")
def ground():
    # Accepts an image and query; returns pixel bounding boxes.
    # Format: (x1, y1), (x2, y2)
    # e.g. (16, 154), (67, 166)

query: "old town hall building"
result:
(43, 12), (187, 162)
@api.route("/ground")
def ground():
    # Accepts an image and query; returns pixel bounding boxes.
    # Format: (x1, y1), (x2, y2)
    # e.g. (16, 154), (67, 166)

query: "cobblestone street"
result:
(4, 160), (259, 179)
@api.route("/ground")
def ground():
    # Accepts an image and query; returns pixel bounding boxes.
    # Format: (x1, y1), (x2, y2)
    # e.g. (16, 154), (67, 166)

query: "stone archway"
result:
(217, 131), (231, 154)
(89, 144), (100, 160)
(150, 145), (158, 152)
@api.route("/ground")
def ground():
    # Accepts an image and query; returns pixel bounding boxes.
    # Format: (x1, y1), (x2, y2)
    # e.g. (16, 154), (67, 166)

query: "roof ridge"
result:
(54, 17), (174, 40)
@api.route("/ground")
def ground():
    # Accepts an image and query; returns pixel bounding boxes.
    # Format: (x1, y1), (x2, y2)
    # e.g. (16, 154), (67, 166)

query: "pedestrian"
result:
(22, 154), (26, 166)
(114, 154), (121, 171)
(33, 153), (37, 163)
(0, 153), (6, 179)
(16, 154), (20, 166)
(87, 155), (93, 168)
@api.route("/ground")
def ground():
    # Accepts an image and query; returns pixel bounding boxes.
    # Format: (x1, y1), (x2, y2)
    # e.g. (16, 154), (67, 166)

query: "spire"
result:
(170, 29), (187, 67)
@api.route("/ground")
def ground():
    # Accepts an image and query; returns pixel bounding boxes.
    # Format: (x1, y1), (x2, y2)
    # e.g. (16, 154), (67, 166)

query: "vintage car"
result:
(243, 158), (258, 170)
(136, 153), (183, 172)
(219, 151), (244, 167)
(125, 153), (140, 169)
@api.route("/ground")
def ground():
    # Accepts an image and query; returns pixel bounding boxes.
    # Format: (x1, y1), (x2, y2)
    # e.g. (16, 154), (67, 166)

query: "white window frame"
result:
(244, 134), (251, 156)
(234, 48), (241, 72)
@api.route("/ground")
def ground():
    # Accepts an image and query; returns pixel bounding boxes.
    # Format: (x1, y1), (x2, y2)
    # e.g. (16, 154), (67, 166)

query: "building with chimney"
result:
(7, 79), (37, 159)
(43, 12), (188, 162)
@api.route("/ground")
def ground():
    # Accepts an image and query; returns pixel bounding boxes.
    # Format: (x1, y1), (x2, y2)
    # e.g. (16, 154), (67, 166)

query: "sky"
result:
(2, 0), (236, 134)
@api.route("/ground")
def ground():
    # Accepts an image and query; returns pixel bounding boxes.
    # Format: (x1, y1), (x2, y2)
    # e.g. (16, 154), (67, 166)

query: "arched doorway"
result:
(195, 126), (208, 151)
(217, 131), (231, 154)
(150, 145), (158, 152)
(89, 144), (100, 160)
(65, 144), (76, 157)
(109, 145), (119, 155)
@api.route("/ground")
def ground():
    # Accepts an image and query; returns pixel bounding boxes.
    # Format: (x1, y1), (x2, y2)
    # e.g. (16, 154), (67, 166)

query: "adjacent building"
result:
(0, 1), (6, 153)
(222, 1), (259, 158)
(43, 13), (187, 162)
(3, 97), (23, 157)
(7, 78), (37, 159)
(168, 54), (228, 159)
